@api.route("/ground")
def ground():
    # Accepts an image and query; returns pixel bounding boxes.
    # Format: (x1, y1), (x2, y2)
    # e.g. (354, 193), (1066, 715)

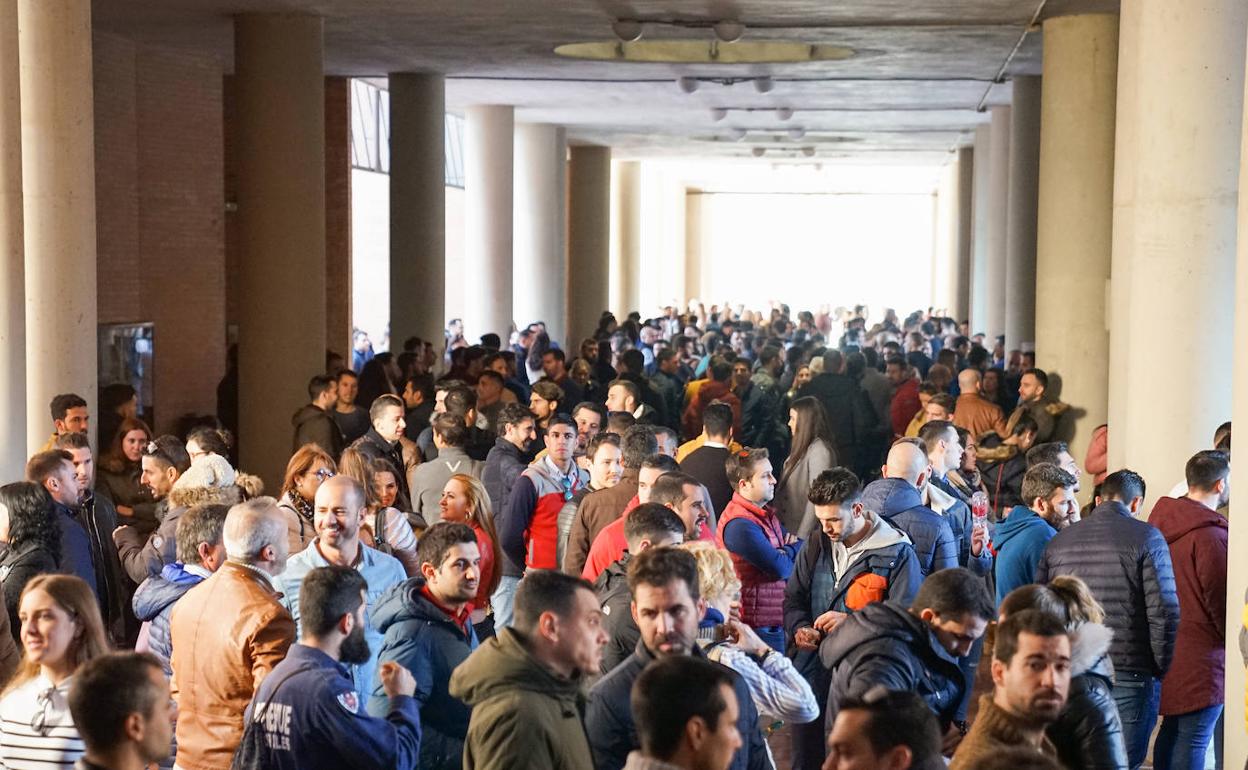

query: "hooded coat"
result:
(1148, 495), (1228, 714)
(1047, 622), (1128, 770)
(132, 562), (210, 677)
(818, 600), (965, 731)
(993, 505), (1057, 604)
(368, 576), (478, 769)
(114, 485), (242, 585)
(449, 627), (595, 770)
(861, 478), (957, 577)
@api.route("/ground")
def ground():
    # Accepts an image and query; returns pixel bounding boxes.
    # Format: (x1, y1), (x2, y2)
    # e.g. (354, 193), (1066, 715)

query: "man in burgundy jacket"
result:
(1148, 449), (1230, 770)
(886, 355), (920, 439)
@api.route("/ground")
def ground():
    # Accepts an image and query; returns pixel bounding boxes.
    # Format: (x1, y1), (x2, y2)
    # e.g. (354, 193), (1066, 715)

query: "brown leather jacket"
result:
(170, 561), (295, 770)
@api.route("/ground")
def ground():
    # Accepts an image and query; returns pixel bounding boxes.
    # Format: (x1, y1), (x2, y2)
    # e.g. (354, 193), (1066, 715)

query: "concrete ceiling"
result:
(92, 0), (1119, 162)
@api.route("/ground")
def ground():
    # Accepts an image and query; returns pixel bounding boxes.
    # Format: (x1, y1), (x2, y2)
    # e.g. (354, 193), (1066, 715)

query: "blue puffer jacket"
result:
(861, 478), (957, 577)
(132, 562), (208, 676)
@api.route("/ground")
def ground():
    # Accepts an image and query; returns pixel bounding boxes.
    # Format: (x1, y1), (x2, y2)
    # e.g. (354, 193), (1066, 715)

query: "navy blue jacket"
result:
(369, 577), (478, 769)
(132, 562), (208, 677)
(861, 479), (957, 577)
(586, 641), (770, 770)
(245, 644), (421, 770)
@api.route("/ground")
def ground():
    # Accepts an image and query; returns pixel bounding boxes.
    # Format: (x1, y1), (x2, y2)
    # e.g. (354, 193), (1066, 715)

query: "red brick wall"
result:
(325, 76), (352, 360)
(93, 34), (226, 435)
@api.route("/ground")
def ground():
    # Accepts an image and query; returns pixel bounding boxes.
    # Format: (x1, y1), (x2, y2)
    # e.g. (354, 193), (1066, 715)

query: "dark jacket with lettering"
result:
(368, 577), (478, 769)
(244, 644), (421, 770)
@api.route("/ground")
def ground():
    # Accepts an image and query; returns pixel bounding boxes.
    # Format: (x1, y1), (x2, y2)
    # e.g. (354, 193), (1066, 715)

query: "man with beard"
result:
(244, 566), (422, 770)
(950, 610), (1071, 768)
(369, 522), (482, 768)
(276, 475), (406, 700)
(586, 546), (770, 770)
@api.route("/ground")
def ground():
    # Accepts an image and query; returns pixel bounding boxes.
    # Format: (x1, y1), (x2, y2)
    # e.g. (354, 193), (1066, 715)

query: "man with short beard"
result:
(950, 610), (1071, 769)
(276, 476), (407, 700)
(370, 522), (482, 768)
(586, 547), (770, 770)
(244, 566), (421, 770)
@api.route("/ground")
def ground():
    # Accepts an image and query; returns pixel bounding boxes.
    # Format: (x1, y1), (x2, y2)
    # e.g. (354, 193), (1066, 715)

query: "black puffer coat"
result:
(1048, 622), (1128, 770)
(818, 600), (965, 730)
(1035, 500), (1179, 676)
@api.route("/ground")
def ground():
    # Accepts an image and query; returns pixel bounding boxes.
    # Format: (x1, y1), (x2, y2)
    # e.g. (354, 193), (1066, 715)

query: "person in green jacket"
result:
(449, 569), (607, 770)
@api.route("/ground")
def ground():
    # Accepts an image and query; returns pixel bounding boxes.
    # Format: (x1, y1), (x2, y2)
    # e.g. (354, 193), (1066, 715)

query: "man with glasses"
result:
(495, 414), (588, 629)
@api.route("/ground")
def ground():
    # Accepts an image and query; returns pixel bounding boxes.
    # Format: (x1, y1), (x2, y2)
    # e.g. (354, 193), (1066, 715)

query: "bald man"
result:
(274, 475), (407, 697)
(953, 369), (1007, 438)
(860, 441), (958, 577)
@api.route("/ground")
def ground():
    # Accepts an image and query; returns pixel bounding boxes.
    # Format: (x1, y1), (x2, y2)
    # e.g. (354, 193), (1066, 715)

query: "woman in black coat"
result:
(0, 481), (62, 645)
(1000, 577), (1128, 770)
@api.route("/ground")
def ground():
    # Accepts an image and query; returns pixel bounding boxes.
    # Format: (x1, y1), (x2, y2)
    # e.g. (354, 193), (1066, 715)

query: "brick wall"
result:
(325, 76), (352, 360)
(93, 35), (226, 436)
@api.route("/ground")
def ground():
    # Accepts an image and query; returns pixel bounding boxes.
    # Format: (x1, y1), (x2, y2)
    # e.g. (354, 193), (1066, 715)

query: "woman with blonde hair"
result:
(0, 575), (110, 767)
(337, 448), (420, 576)
(438, 474), (501, 636)
(277, 443), (337, 554)
(680, 540), (817, 755)
(999, 576), (1125, 770)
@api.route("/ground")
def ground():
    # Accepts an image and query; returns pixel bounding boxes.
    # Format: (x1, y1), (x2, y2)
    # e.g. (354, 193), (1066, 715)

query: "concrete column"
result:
(389, 73), (445, 350)
(1110, 0), (1245, 495)
(325, 76), (352, 358)
(234, 14), (326, 489)
(611, 160), (641, 318)
(513, 123), (567, 342)
(684, 187), (707, 306)
(983, 106), (1011, 343)
(464, 105), (514, 343)
(933, 160), (963, 315)
(567, 146), (610, 347)
(1034, 14), (1117, 488)
(953, 146), (974, 322)
(1227, 17), (1248, 758)
(0, 0), (24, 478)
(969, 125), (992, 335)
(1004, 76), (1041, 353)
(18, 0), (97, 454)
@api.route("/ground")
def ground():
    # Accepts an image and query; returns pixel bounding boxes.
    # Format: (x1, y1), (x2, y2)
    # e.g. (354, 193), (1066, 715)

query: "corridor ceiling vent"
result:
(553, 40), (855, 64)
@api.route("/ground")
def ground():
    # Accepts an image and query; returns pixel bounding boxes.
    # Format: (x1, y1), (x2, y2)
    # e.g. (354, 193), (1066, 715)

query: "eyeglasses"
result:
(31, 687), (53, 736)
(314, 468), (336, 482)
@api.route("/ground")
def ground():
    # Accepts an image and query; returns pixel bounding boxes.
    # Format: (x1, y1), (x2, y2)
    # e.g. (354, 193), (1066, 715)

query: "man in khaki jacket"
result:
(170, 497), (295, 770)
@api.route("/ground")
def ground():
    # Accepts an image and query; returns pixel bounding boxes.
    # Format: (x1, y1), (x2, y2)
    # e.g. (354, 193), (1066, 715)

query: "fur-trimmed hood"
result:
(167, 483), (242, 511)
(1069, 621), (1114, 679)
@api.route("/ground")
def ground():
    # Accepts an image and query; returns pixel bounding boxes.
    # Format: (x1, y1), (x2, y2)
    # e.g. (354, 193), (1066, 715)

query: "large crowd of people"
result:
(0, 301), (1230, 770)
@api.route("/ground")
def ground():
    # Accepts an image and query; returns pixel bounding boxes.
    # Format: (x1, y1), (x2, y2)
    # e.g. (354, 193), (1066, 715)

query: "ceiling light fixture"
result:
(728, 128), (747, 141)
(751, 147), (767, 158)
(611, 19), (643, 42)
(787, 127), (806, 140)
(801, 146), (817, 157)
(753, 76), (775, 94)
(677, 76), (700, 94)
(713, 20), (746, 43)
(710, 107), (728, 121)
(776, 107), (794, 121)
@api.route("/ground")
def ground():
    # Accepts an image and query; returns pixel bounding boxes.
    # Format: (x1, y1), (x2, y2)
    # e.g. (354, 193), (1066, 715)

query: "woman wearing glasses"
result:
(278, 444), (338, 555)
(0, 574), (110, 767)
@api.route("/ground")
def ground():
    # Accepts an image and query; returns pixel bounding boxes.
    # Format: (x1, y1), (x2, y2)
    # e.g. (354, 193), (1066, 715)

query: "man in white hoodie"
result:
(783, 467), (923, 770)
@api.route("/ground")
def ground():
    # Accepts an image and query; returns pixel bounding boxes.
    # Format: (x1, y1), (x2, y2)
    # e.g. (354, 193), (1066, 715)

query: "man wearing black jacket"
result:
(350, 395), (411, 511)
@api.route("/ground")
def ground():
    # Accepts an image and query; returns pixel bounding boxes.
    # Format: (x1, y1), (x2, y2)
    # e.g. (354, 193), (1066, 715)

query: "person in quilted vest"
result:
(718, 448), (801, 653)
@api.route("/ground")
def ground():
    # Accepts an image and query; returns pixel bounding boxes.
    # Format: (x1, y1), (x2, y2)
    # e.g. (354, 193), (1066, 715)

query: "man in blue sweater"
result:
(992, 463), (1078, 604)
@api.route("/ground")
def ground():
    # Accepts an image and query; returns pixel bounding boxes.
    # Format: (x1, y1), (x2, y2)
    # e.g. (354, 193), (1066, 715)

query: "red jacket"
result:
(890, 378), (920, 438)
(1148, 496), (1228, 714)
(718, 495), (788, 629)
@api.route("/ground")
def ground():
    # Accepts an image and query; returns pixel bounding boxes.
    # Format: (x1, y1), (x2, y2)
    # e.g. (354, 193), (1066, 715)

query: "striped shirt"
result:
(0, 674), (85, 769)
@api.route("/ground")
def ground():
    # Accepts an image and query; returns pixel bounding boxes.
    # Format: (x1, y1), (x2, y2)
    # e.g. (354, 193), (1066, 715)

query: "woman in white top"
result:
(337, 448), (421, 577)
(0, 574), (110, 770)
